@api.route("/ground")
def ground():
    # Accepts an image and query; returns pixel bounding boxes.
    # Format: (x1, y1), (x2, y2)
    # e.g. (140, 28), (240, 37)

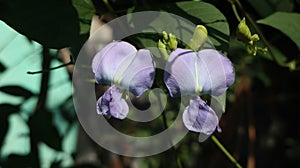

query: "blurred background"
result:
(0, 0), (300, 167)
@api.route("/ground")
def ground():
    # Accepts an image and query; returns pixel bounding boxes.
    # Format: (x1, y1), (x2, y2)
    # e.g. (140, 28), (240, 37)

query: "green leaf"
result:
(257, 12), (300, 48)
(0, 0), (80, 48)
(247, 0), (294, 17)
(167, 1), (230, 51)
(72, 0), (95, 34)
(129, 1), (230, 52)
(0, 104), (20, 148)
(0, 85), (34, 99)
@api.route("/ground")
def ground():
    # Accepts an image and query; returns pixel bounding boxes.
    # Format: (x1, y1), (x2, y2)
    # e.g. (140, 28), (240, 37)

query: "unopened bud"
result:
(188, 25), (208, 51)
(236, 18), (252, 44)
(168, 33), (178, 50)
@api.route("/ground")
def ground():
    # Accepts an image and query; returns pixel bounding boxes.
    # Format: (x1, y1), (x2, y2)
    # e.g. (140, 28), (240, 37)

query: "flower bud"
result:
(188, 25), (208, 51)
(236, 18), (252, 44)
(250, 34), (260, 42)
(168, 33), (178, 50)
(158, 39), (169, 60)
(162, 31), (168, 42)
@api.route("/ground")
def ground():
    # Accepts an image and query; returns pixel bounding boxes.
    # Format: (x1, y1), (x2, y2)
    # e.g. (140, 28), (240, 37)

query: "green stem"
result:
(211, 135), (242, 168)
(228, 0), (241, 22)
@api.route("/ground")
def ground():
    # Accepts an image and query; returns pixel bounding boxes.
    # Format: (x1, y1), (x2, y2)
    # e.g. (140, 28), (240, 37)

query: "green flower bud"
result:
(168, 33), (178, 50)
(250, 34), (260, 42)
(287, 60), (296, 71)
(188, 25), (208, 51)
(163, 31), (168, 42)
(158, 39), (169, 60)
(236, 18), (252, 44)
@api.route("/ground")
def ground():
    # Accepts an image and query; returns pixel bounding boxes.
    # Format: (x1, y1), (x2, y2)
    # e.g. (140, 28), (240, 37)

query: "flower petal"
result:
(164, 48), (197, 97)
(182, 96), (218, 135)
(96, 85), (129, 119)
(92, 41), (137, 85)
(197, 49), (235, 96)
(119, 49), (155, 97)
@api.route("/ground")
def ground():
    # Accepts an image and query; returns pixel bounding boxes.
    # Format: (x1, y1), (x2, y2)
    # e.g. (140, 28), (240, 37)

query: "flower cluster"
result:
(92, 30), (235, 136)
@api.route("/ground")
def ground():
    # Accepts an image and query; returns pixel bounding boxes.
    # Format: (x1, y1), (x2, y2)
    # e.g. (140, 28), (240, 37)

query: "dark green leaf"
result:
(0, 103), (20, 114)
(0, 104), (20, 148)
(72, 0), (95, 34)
(129, 1), (230, 52)
(0, 0), (80, 48)
(163, 1), (230, 51)
(1, 154), (35, 167)
(29, 110), (62, 150)
(0, 61), (5, 72)
(257, 12), (300, 48)
(0, 85), (34, 98)
(247, 0), (294, 17)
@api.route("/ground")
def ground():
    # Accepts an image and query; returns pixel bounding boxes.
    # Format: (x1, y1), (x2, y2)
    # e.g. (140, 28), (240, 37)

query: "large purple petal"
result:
(197, 49), (235, 96)
(96, 85), (128, 119)
(92, 41), (137, 85)
(164, 48), (197, 97)
(182, 96), (219, 135)
(119, 49), (155, 97)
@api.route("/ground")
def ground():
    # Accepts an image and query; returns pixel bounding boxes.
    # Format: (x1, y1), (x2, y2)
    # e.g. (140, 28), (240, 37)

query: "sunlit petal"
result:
(164, 48), (197, 97)
(197, 49), (235, 96)
(96, 85), (128, 119)
(182, 96), (218, 135)
(92, 41), (137, 84)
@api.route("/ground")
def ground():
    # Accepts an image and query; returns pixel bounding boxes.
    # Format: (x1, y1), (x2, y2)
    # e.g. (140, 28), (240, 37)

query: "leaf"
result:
(28, 110), (62, 151)
(257, 12), (300, 48)
(129, 1), (230, 52)
(72, 0), (95, 34)
(0, 0), (80, 48)
(0, 104), (20, 148)
(0, 61), (6, 72)
(0, 103), (20, 114)
(164, 1), (230, 51)
(247, 0), (294, 17)
(0, 85), (34, 98)
(1, 154), (35, 167)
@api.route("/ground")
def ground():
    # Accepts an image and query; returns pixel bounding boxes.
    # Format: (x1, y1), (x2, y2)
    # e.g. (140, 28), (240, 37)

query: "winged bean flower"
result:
(92, 41), (155, 119)
(164, 48), (235, 135)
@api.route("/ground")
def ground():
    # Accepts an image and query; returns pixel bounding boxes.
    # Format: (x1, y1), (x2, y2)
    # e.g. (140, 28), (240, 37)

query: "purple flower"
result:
(92, 41), (155, 119)
(164, 48), (235, 135)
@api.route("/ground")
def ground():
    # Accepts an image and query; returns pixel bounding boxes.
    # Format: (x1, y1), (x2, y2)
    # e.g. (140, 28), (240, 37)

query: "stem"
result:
(228, 0), (241, 22)
(161, 112), (183, 168)
(211, 135), (242, 168)
(29, 47), (51, 168)
(159, 91), (183, 168)
(27, 61), (74, 74)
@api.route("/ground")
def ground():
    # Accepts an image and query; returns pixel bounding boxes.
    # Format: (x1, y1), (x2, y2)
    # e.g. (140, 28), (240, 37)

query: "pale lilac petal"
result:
(197, 49), (235, 96)
(119, 49), (155, 97)
(183, 96), (219, 135)
(164, 48), (197, 97)
(92, 41), (137, 85)
(96, 85), (128, 119)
